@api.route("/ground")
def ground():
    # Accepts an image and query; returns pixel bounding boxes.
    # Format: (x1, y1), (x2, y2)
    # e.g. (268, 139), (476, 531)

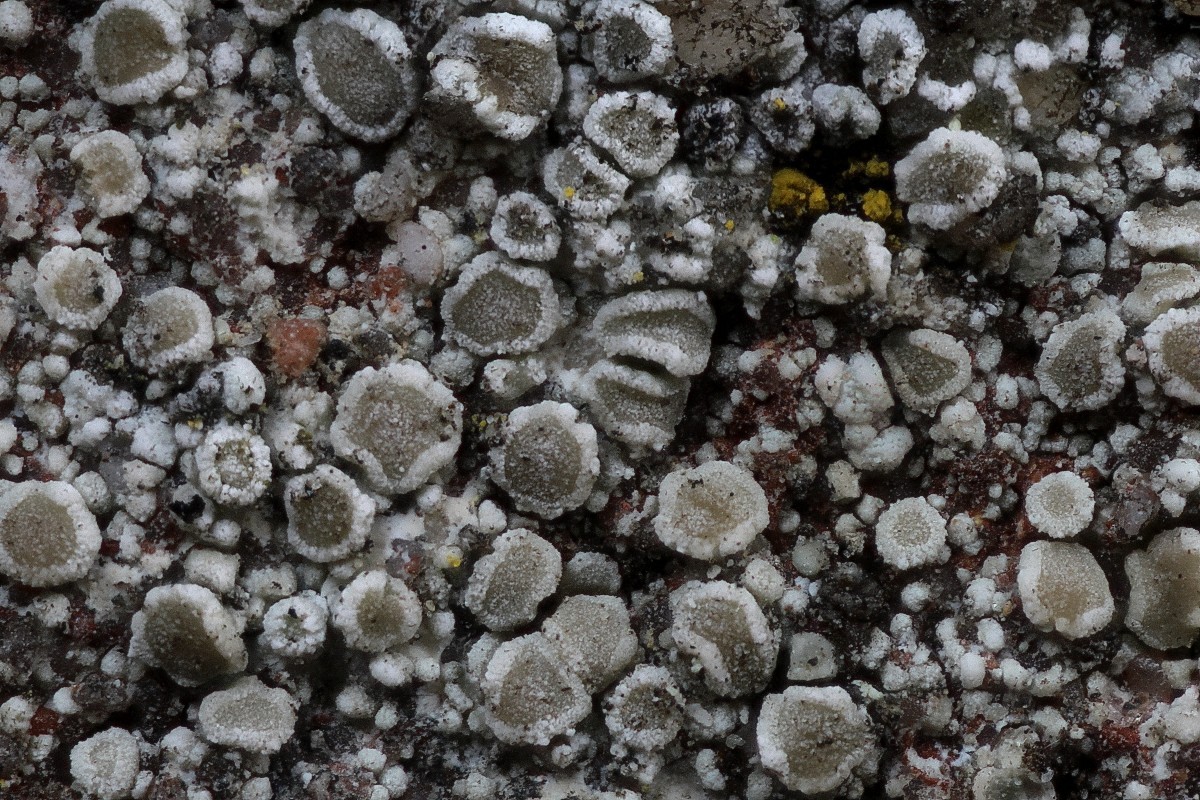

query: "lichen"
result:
(79, 0), (188, 105)
(9, 1), (1200, 797)
(491, 401), (599, 519)
(653, 460), (768, 561)
(464, 528), (562, 631)
(330, 362), (463, 494)
(0, 480), (102, 587)
(669, 580), (778, 698)
(1017, 541), (1114, 640)
(294, 9), (419, 142)
(197, 677), (297, 754)
(128, 583), (248, 686)
(757, 686), (879, 795)
(441, 254), (563, 357)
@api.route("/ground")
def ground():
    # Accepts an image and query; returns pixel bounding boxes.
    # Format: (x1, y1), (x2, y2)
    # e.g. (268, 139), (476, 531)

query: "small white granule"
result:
(977, 618), (1005, 651)
(1014, 39), (1053, 71)
(959, 652), (987, 689)
(207, 41), (243, 85)
(0, 0), (32, 47)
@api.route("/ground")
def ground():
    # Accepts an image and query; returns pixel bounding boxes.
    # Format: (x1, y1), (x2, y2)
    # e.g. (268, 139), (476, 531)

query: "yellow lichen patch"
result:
(563, 186), (577, 200)
(843, 156), (890, 179)
(864, 156), (890, 178)
(862, 189), (892, 223)
(769, 169), (829, 220)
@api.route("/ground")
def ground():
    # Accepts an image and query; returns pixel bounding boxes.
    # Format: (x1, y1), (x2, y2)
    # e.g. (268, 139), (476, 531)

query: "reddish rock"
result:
(28, 707), (60, 736)
(266, 318), (328, 380)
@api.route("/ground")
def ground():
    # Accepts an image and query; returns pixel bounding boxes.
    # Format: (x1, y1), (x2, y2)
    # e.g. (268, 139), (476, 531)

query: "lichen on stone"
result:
(11, 0), (1200, 796)
(294, 8), (419, 142)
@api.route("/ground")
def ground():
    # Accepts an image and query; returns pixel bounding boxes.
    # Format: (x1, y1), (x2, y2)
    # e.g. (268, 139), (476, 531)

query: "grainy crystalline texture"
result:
(680, 98), (744, 169)
(330, 362), (463, 494)
(787, 632), (839, 682)
(657, 0), (787, 83)
(70, 728), (140, 800)
(543, 141), (632, 220)
(20, 0), (1200, 793)
(465, 528), (562, 630)
(491, 192), (561, 262)
(260, 592), (327, 658)
(577, 360), (689, 452)
(858, 9), (925, 104)
(390, 221), (444, 286)
(211, 357), (266, 415)
(0, 480), (102, 587)
(756, 686), (878, 795)
(1145, 306), (1200, 404)
(481, 632), (590, 745)
(1025, 471), (1094, 539)
(561, 551), (622, 596)
(583, 91), (679, 178)
(70, 131), (150, 218)
(881, 329), (972, 413)
(670, 580), (778, 697)
(1121, 262), (1200, 326)
(1035, 310), (1127, 411)
(334, 570), (423, 652)
(895, 128), (1008, 231)
(653, 460), (768, 561)
(129, 583), (248, 686)
(198, 677), (297, 754)
(265, 318), (327, 380)
(0, 0), (32, 47)
(592, 289), (716, 377)
(284, 465), (375, 562)
(122, 287), (214, 374)
(811, 84), (881, 140)
(427, 13), (563, 141)
(874, 497), (948, 570)
(194, 423), (272, 506)
(354, 151), (419, 224)
(748, 83), (815, 157)
(441, 254), (562, 356)
(0, 147), (41, 242)
(604, 665), (685, 751)
(542, 594), (638, 693)
(240, 0), (310, 28)
(972, 766), (1056, 800)
(1119, 201), (1200, 260)
(492, 401), (599, 518)
(1125, 528), (1200, 650)
(294, 9), (418, 142)
(588, 0), (674, 83)
(1017, 541), (1113, 639)
(79, 0), (189, 105)
(794, 213), (891, 305)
